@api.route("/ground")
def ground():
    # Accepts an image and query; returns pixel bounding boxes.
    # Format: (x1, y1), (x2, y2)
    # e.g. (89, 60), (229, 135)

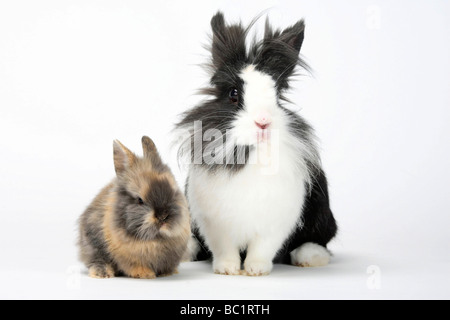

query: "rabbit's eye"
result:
(137, 197), (144, 205)
(229, 88), (239, 105)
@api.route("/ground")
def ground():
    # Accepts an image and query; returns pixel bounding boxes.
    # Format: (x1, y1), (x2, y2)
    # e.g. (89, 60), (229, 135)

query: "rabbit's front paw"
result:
(88, 264), (115, 279)
(244, 259), (272, 276)
(213, 258), (241, 275)
(128, 266), (156, 279)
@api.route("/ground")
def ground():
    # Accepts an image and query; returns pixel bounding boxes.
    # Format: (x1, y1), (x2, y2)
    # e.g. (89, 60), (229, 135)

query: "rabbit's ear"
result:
(279, 20), (305, 53)
(255, 19), (307, 91)
(142, 136), (164, 170)
(210, 11), (246, 69)
(264, 19), (305, 54)
(113, 140), (136, 176)
(211, 11), (226, 36)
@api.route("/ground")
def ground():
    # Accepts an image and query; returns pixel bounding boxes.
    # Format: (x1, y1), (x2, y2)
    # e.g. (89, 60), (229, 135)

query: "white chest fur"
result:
(187, 140), (307, 250)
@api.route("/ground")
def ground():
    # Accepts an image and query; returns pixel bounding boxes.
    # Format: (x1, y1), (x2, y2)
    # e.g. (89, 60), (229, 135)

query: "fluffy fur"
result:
(78, 136), (190, 278)
(176, 12), (337, 275)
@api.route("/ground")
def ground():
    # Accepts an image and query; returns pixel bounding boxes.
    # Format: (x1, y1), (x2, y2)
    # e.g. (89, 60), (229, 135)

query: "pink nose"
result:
(255, 111), (271, 129)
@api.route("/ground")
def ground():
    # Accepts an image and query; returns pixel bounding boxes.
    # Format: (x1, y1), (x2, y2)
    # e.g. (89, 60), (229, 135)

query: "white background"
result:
(0, 0), (449, 299)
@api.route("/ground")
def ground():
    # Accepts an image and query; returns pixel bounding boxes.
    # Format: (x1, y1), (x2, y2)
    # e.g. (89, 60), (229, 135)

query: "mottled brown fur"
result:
(78, 136), (190, 279)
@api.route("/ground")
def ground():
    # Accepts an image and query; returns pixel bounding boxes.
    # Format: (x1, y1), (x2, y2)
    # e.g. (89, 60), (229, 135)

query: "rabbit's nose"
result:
(157, 211), (169, 222)
(255, 121), (271, 130)
(255, 111), (272, 129)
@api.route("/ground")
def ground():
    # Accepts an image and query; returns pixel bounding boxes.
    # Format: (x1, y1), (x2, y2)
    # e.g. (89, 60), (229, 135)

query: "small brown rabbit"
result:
(78, 136), (190, 279)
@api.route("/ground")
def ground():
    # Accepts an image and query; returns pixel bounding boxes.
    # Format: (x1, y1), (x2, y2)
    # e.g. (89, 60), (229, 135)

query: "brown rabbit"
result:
(78, 136), (190, 279)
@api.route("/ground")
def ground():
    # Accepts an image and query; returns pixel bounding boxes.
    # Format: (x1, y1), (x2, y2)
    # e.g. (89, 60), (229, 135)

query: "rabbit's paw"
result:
(213, 258), (241, 275)
(244, 259), (272, 276)
(291, 242), (330, 267)
(128, 266), (156, 279)
(88, 264), (115, 279)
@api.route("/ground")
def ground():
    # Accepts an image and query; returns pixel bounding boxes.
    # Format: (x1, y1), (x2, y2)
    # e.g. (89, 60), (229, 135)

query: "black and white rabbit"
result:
(176, 12), (337, 276)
